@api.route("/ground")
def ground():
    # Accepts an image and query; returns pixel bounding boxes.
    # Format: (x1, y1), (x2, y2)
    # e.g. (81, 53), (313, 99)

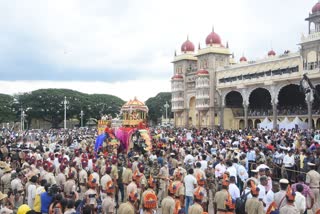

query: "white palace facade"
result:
(171, 1), (320, 130)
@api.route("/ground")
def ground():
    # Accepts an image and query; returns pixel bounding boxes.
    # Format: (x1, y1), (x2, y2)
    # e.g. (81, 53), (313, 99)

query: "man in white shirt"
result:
(294, 184), (306, 214)
(264, 182), (278, 212)
(226, 160), (237, 183)
(200, 154), (208, 171)
(283, 150), (295, 182)
(228, 176), (240, 200)
(257, 176), (268, 204)
(184, 150), (195, 166)
(184, 168), (197, 214)
(27, 175), (37, 209)
(214, 159), (226, 178)
(237, 160), (248, 192)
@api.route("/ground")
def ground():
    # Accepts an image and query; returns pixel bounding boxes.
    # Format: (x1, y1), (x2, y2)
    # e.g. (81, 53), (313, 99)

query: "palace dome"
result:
(196, 69), (209, 75)
(268, 49), (276, 56)
(181, 38), (195, 52)
(240, 56), (247, 62)
(312, 2), (320, 13)
(205, 28), (222, 45)
(171, 74), (183, 80)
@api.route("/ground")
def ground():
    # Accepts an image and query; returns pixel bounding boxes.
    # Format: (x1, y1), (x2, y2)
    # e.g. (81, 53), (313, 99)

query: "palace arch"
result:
(248, 88), (272, 116)
(278, 84), (306, 115)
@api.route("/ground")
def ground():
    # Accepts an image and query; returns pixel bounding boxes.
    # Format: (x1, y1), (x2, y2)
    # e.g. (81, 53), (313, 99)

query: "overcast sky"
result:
(0, 0), (316, 101)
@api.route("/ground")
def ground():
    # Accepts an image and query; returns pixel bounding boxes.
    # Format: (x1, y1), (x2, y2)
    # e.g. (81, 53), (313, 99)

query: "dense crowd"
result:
(0, 127), (319, 214)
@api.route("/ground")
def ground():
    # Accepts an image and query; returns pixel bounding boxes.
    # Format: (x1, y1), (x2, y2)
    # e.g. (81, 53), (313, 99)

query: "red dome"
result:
(181, 38), (195, 52)
(171, 74), (183, 80)
(312, 2), (320, 13)
(205, 28), (222, 45)
(268, 50), (276, 56)
(240, 56), (247, 62)
(196, 69), (209, 75)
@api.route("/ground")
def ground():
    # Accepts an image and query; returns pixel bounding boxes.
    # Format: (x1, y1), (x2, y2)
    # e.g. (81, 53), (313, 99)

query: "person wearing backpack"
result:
(245, 181), (264, 214)
(235, 180), (251, 214)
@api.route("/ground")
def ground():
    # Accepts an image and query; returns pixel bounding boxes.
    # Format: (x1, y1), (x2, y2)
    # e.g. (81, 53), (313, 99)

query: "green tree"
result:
(15, 89), (125, 128)
(87, 94), (125, 120)
(0, 94), (16, 123)
(16, 89), (90, 128)
(145, 92), (172, 124)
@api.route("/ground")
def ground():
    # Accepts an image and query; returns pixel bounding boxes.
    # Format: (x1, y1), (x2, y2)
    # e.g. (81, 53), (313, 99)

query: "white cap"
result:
(170, 153), (175, 156)
(279, 179), (289, 184)
(251, 169), (259, 173)
(307, 162), (316, 166)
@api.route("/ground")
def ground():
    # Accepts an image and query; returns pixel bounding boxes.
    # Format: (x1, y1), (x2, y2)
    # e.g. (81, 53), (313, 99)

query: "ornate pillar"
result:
(198, 111), (201, 129)
(220, 105), (224, 129)
(243, 104), (248, 129)
(209, 109), (215, 129)
(184, 109), (189, 128)
(272, 101), (278, 130)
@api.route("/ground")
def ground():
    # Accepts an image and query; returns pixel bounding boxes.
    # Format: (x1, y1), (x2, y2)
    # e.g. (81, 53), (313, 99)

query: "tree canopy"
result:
(145, 92), (172, 124)
(14, 89), (125, 128)
(0, 93), (16, 123)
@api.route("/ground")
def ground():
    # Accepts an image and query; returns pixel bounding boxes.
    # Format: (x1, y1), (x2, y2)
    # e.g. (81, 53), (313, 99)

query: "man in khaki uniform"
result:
(127, 170), (141, 201)
(111, 159), (119, 183)
(245, 181), (264, 214)
(138, 166), (147, 198)
(122, 162), (133, 202)
(64, 172), (76, 199)
(213, 175), (229, 214)
(306, 162), (320, 213)
(161, 182), (175, 214)
(140, 176), (156, 210)
(132, 155), (140, 173)
(102, 181), (115, 214)
(157, 161), (169, 202)
(274, 179), (289, 209)
(118, 190), (138, 214)
(96, 153), (105, 169)
(173, 171), (185, 209)
(189, 186), (204, 214)
(0, 167), (12, 194)
(55, 164), (66, 190)
(279, 185), (299, 214)
(173, 162), (187, 180)
(43, 163), (56, 185)
(170, 153), (179, 169)
(79, 159), (88, 200)
(100, 166), (112, 200)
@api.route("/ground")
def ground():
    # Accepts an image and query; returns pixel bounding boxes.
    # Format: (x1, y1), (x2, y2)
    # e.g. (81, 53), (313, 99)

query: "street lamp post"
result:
(64, 96), (68, 129)
(164, 101), (170, 123)
(80, 110), (84, 127)
(21, 110), (26, 131)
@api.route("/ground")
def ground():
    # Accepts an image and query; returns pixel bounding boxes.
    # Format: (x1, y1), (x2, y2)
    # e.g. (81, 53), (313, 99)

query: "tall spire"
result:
(174, 50), (177, 56)
(198, 43), (201, 50)
(226, 41), (229, 48)
(212, 25), (214, 32)
(187, 34), (189, 41)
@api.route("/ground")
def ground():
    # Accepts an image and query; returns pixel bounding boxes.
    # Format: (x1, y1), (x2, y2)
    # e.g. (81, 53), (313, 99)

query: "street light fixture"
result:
(80, 110), (85, 127)
(20, 109), (27, 131)
(63, 96), (69, 129)
(164, 101), (170, 122)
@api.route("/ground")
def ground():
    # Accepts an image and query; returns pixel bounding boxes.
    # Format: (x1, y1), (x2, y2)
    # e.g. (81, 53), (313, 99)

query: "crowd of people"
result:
(0, 127), (318, 214)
